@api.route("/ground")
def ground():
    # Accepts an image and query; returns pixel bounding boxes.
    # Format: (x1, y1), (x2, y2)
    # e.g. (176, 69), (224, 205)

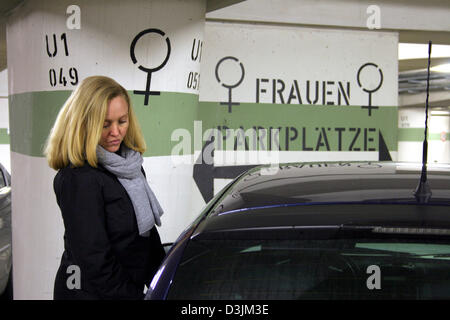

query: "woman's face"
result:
(99, 95), (129, 153)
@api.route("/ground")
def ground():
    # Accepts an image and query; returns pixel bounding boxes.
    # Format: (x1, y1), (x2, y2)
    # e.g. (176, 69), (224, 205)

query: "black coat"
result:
(53, 163), (165, 300)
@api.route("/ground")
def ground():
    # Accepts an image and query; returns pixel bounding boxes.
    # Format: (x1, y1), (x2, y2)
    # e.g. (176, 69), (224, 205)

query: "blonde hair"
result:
(44, 76), (146, 170)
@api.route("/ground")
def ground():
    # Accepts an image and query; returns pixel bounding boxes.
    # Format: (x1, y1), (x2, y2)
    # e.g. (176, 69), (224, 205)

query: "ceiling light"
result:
(399, 43), (450, 60)
(431, 63), (450, 73)
(431, 110), (450, 116)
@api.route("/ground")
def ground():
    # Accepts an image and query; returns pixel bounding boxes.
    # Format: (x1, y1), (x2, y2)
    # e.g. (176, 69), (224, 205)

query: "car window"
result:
(167, 238), (450, 299)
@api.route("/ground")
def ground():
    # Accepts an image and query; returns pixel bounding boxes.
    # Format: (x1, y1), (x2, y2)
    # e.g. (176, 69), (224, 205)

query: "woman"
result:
(45, 76), (165, 300)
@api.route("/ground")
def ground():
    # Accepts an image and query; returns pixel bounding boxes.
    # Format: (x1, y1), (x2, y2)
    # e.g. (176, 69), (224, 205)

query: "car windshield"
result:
(168, 237), (450, 299)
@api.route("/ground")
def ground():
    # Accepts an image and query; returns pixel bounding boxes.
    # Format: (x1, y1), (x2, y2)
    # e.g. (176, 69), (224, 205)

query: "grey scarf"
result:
(96, 145), (163, 237)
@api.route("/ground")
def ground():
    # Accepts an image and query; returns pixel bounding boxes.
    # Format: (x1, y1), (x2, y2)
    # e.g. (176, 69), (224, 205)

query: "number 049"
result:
(49, 67), (78, 87)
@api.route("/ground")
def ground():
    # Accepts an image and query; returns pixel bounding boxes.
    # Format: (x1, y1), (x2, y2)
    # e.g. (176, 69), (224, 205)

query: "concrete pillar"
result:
(398, 107), (450, 163)
(197, 22), (399, 202)
(428, 113), (450, 164)
(398, 108), (426, 162)
(7, 0), (205, 300)
(0, 70), (9, 172)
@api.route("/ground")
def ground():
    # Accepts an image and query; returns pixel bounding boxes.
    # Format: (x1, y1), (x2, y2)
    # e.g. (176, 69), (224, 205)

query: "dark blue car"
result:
(0, 163), (12, 300)
(146, 161), (450, 300)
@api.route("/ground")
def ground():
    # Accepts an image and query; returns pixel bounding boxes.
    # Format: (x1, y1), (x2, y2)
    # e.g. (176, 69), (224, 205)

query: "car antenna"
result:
(414, 40), (432, 204)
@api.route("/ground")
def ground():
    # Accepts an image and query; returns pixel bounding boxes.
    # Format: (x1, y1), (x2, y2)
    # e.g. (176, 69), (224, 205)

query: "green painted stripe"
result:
(9, 91), (70, 157)
(9, 91), (199, 157)
(198, 102), (398, 152)
(0, 128), (9, 144)
(131, 92), (199, 157)
(9, 90), (398, 157)
(429, 132), (450, 141)
(398, 128), (425, 142)
(398, 128), (449, 142)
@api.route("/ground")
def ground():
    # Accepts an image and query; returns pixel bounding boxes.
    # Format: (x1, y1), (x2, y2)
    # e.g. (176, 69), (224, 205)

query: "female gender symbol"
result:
(357, 62), (383, 116)
(130, 28), (171, 105)
(215, 56), (245, 113)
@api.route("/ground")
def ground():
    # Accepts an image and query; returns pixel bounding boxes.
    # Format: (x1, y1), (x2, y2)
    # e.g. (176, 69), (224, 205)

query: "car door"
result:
(0, 163), (12, 295)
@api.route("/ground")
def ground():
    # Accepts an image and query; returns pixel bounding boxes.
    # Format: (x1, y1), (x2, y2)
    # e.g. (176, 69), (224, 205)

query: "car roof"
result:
(192, 162), (450, 238)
